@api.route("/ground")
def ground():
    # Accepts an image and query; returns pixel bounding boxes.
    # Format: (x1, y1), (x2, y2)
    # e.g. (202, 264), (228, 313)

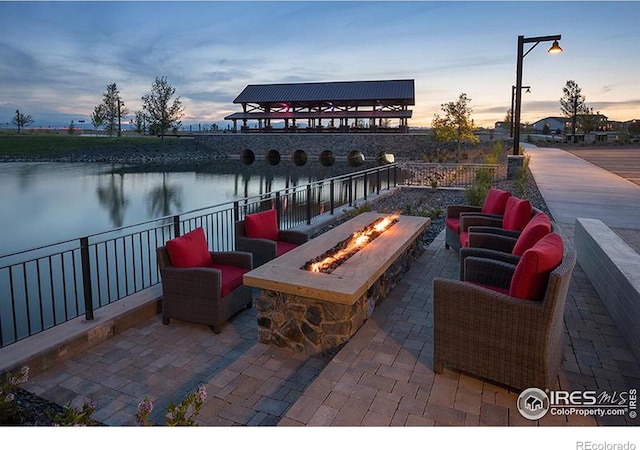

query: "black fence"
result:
(0, 164), (398, 348)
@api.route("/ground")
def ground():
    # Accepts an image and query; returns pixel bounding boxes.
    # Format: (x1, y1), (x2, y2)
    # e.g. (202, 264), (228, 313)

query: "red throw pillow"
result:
(509, 233), (564, 300)
(481, 188), (511, 215)
(245, 209), (279, 241)
(502, 197), (532, 231)
(165, 227), (211, 268)
(512, 213), (552, 256)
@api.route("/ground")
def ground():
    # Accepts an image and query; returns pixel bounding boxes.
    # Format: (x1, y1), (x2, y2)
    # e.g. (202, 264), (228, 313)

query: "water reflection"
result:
(96, 173), (129, 227)
(147, 173), (182, 218)
(0, 160), (372, 255)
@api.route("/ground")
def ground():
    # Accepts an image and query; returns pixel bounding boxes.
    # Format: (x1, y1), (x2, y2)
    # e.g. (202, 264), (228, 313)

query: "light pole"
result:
(510, 85), (530, 138)
(512, 34), (562, 157)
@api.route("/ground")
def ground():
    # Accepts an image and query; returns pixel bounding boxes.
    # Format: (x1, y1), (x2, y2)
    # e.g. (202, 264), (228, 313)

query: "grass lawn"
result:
(0, 133), (171, 156)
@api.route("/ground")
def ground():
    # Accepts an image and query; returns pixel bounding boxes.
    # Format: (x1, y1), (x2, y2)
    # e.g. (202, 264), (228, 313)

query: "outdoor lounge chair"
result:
(235, 208), (309, 268)
(445, 187), (511, 251)
(459, 211), (553, 277)
(433, 233), (576, 391)
(456, 196), (538, 251)
(156, 227), (253, 333)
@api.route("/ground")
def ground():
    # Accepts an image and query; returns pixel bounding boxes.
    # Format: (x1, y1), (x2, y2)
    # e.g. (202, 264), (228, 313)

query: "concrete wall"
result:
(574, 218), (640, 362)
(195, 133), (434, 160)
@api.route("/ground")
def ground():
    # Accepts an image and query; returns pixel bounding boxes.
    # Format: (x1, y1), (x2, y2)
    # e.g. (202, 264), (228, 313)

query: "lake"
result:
(0, 159), (369, 256)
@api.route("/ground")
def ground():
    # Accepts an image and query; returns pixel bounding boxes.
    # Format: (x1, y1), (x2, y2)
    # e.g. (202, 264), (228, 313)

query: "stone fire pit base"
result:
(255, 233), (425, 356)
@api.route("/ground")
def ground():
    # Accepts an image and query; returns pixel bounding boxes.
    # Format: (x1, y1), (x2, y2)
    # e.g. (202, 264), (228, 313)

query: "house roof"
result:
(232, 79), (415, 105)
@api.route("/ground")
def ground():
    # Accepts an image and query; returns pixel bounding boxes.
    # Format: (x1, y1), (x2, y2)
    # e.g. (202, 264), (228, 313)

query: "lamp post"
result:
(512, 34), (562, 157)
(510, 85), (530, 138)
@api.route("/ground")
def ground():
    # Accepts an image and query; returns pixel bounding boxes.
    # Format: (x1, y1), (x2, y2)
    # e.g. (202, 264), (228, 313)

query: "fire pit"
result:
(243, 212), (430, 355)
(301, 213), (399, 274)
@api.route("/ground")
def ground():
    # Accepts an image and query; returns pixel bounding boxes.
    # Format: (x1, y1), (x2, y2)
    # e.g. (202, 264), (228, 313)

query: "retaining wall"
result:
(195, 133), (434, 160)
(574, 218), (640, 362)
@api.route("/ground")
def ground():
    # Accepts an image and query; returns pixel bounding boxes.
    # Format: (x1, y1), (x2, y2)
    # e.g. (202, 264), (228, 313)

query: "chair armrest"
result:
(210, 251), (253, 270)
(459, 248), (520, 280)
(466, 231), (518, 253)
(433, 277), (547, 335)
(446, 205), (482, 219)
(235, 236), (277, 253)
(468, 226), (521, 239)
(279, 229), (309, 245)
(459, 214), (503, 232)
(463, 256), (515, 290)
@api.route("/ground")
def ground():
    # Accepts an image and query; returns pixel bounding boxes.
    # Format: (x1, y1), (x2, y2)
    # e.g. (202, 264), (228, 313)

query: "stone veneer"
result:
(254, 231), (426, 356)
(195, 133), (434, 160)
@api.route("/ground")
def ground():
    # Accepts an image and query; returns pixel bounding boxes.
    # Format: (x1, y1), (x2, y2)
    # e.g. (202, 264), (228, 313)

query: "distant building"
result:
(532, 117), (566, 134)
(224, 79), (415, 133)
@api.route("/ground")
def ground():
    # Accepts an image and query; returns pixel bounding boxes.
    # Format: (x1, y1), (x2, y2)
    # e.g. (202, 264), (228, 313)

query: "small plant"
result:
(514, 154), (531, 198)
(342, 202), (372, 220)
(50, 400), (97, 426)
(0, 366), (29, 424)
(136, 385), (207, 426)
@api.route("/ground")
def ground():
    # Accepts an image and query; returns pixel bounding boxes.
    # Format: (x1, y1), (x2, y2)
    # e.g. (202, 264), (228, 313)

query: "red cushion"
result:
(509, 233), (564, 300)
(459, 231), (469, 248)
(210, 264), (249, 297)
(481, 188), (511, 215)
(512, 213), (552, 256)
(245, 209), (279, 241)
(276, 240), (299, 256)
(502, 197), (532, 231)
(165, 227), (211, 268)
(445, 217), (460, 234)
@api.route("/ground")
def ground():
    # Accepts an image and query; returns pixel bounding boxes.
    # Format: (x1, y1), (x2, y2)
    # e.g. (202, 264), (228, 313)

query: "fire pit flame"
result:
(302, 213), (400, 274)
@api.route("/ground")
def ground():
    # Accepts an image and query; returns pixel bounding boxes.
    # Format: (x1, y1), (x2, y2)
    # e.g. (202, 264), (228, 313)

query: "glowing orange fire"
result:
(303, 213), (400, 274)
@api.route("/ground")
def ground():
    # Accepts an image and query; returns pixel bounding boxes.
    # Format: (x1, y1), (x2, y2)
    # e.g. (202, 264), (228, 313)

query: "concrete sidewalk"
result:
(525, 145), (640, 229)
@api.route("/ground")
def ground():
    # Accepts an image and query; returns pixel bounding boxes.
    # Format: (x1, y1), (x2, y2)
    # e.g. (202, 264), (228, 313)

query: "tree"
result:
(560, 80), (589, 143)
(91, 105), (106, 131)
(134, 111), (147, 134)
(68, 120), (75, 135)
(12, 109), (34, 133)
(141, 76), (185, 138)
(93, 83), (128, 136)
(431, 93), (480, 153)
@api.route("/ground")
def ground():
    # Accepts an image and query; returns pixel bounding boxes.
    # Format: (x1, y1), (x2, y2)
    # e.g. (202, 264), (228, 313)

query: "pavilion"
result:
(224, 79), (415, 133)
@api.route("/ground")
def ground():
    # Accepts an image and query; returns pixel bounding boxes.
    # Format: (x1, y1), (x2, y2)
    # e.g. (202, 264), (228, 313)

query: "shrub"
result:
(0, 366), (30, 424)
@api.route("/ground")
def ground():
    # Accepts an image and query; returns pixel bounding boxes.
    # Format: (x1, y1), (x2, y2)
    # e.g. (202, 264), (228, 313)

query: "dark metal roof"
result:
(233, 80), (415, 105)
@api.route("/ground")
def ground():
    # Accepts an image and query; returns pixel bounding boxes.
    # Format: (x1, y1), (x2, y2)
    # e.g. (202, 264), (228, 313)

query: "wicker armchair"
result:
(433, 234), (576, 391)
(445, 188), (511, 251)
(156, 228), (253, 334)
(459, 212), (553, 277)
(454, 197), (538, 252)
(235, 209), (309, 268)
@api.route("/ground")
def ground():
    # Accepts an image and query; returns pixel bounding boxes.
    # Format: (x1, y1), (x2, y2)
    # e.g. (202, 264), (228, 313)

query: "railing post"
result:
(306, 185), (312, 225)
(80, 237), (94, 321)
(330, 179), (335, 215)
(348, 175), (353, 206)
(275, 191), (282, 228)
(363, 172), (368, 200)
(376, 168), (381, 195)
(173, 215), (181, 238)
(394, 164), (398, 187)
(233, 200), (240, 223)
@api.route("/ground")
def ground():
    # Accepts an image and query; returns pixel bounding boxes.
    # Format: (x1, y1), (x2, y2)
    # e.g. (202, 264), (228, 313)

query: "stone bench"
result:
(574, 218), (640, 362)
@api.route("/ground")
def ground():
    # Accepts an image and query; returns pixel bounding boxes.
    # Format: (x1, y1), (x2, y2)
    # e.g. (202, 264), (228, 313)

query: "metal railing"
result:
(0, 163), (398, 348)
(397, 163), (502, 188)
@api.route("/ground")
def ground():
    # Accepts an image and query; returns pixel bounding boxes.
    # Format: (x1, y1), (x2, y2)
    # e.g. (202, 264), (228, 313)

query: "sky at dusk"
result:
(0, 1), (638, 130)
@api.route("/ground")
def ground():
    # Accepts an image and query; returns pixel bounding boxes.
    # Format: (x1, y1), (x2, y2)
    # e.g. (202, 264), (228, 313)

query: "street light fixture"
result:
(512, 34), (562, 156)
